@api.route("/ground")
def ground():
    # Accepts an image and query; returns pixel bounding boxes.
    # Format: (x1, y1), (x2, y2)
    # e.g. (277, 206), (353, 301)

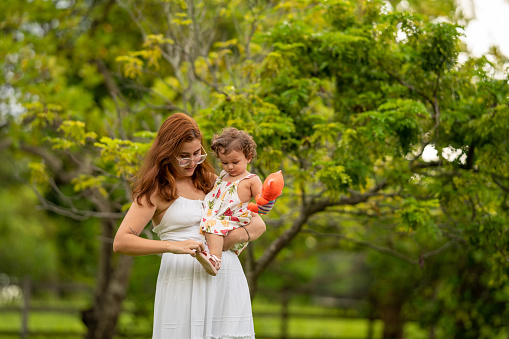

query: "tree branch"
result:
(492, 174), (509, 193)
(305, 229), (419, 265)
(432, 71), (441, 133)
(410, 159), (443, 170)
(380, 62), (435, 114)
(121, 79), (188, 113)
(421, 240), (457, 260)
(304, 229), (458, 266)
(29, 183), (124, 221)
(250, 180), (388, 283)
(0, 136), (12, 151)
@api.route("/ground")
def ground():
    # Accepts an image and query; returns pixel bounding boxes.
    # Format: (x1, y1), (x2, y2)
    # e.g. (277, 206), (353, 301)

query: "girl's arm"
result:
(113, 195), (205, 256)
(223, 213), (266, 251)
(250, 175), (263, 199)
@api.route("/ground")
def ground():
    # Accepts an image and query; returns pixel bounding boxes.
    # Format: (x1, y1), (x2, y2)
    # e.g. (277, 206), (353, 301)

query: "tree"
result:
(1, 0), (144, 337)
(2, 0), (508, 338)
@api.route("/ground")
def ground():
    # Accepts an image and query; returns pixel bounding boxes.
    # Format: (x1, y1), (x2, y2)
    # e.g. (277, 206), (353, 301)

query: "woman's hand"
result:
(172, 240), (206, 256)
(223, 214), (266, 251)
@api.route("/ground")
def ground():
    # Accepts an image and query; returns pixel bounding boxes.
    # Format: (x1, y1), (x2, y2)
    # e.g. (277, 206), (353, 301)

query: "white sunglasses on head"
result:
(175, 146), (208, 167)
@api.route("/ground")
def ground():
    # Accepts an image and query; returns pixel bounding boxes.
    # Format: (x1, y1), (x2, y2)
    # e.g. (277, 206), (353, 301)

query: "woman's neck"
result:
(175, 175), (193, 182)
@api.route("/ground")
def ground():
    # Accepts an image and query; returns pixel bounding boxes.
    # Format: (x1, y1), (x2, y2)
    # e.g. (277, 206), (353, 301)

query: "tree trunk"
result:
(83, 254), (134, 339)
(380, 300), (404, 339)
(280, 291), (290, 339)
(82, 198), (134, 339)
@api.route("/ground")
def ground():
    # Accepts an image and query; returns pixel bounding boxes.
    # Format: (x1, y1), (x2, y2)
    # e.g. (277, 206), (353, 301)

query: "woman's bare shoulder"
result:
(134, 188), (173, 209)
(150, 188), (178, 220)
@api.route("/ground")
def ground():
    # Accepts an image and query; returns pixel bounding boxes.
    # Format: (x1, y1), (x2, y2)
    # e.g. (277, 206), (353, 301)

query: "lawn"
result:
(4, 298), (506, 339)
(0, 297), (430, 339)
(252, 299), (428, 339)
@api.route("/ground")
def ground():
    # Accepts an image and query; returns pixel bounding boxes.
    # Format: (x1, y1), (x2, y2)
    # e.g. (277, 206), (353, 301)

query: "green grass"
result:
(0, 313), (22, 331)
(255, 316), (385, 338)
(0, 312), (85, 331)
(254, 315), (428, 339)
(0, 308), (388, 339)
(1, 298), (507, 339)
(0, 308), (426, 339)
(30, 312), (86, 331)
(251, 298), (428, 339)
(117, 311), (153, 336)
(0, 310), (155, 338)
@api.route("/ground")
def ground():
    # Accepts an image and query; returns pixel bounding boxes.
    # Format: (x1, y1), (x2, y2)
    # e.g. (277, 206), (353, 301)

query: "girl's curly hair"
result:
(210, 127), (257, 160)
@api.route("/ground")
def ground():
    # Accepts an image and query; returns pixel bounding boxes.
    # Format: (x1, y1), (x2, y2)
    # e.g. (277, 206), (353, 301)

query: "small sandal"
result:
(210, 254), (221, 271)
(195, 250), (219, 276)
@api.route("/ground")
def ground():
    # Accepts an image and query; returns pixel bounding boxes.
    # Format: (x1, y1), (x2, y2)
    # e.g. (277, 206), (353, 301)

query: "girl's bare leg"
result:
(195, 233), (223, 276)
(205, 233), (224, 259)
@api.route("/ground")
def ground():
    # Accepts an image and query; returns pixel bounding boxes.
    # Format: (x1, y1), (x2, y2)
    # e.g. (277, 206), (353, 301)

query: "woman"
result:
(113, 113), (266, 338)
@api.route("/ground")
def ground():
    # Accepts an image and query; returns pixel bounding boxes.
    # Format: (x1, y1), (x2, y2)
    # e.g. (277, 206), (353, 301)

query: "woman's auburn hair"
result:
(132, 113), (215, 206)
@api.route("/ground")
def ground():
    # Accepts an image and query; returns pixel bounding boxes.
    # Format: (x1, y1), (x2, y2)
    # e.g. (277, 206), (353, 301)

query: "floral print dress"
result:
(200, 170), (257, 255)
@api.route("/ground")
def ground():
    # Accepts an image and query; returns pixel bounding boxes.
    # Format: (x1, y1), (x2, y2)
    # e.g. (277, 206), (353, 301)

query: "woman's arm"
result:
(113, 195), (205, 256)
(223, 213), (266, 251)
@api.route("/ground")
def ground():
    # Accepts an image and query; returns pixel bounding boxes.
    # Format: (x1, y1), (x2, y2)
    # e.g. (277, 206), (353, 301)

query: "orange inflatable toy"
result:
(248, 170), (284, 215)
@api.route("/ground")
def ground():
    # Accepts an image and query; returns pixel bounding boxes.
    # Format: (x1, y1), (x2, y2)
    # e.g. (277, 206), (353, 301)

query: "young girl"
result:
(195, 127), (263, 276)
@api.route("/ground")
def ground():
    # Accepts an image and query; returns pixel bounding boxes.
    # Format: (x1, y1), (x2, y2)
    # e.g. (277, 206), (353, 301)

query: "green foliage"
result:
(2, 0), (509, 337)
(0, 186), (59, 280)
(314, 161), (352, 194)
(116, 34), (174, 77)
(94, 137), (150, 179)
(45, 120), (98, 150)
(396, 197), (440, 234)
(28, 162), (50, 188)
(355, 99), (427, 153)
(417, 22), (462, 73)
(71, 175), (108, 197)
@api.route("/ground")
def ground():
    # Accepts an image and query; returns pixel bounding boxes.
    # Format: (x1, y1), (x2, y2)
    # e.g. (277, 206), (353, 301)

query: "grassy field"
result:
(0, 314), (392, 339)
(251, 299), (428, 339)
(0, 297), (431, 339)
(2, 297), (508, 339)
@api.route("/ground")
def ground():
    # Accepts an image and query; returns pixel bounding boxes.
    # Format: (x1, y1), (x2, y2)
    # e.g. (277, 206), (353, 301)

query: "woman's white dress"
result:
(152, 196), (255, 339)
